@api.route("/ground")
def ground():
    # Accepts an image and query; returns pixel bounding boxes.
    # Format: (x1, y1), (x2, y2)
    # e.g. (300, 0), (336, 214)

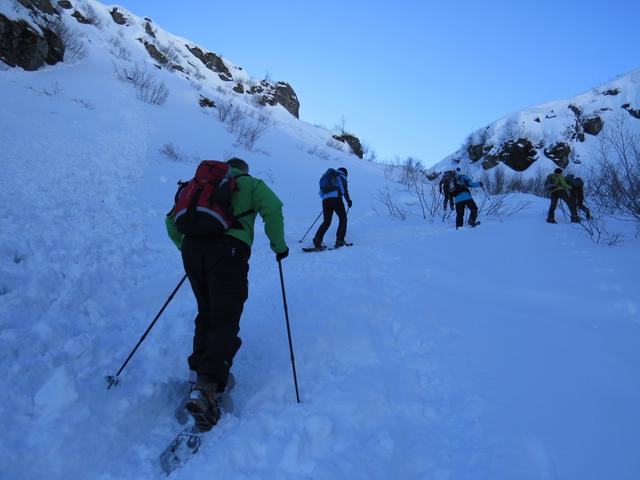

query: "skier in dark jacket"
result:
(565, 173), (591, 220)
(452, 168), (482, 229)
(313, 167), (353, 248)
(438, 170), (455, 211)
(166, 157), (288, 430)
(546, 168), (580, 224)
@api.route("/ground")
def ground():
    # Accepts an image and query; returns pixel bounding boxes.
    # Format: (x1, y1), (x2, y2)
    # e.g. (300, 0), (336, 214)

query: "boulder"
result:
(332, 133), (364, 159)
(248, 80), (300, 118)
(144, 21), (156, 38)
(498, 138), (537, 171)
(543, 142), (571, 168)
(233, 83), (244, 94)
(602, 88), (620, 96)
(581, 116), (603, 136)
(467, 144), (484, 162)
(622, 103), (640, 120)
(139, 39), (167, 65)
(568, 104), (581, 116)
(109, 8), (127, 25)
(58, 1), (72, 9)
(186, 45), (232, 81)
(71, 10), (91, 24)
(0, 14), (64, 70)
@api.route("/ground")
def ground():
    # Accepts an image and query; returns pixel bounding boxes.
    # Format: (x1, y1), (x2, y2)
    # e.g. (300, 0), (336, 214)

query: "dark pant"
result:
(443, 193), (454, 211)
(548, 190), (578, 221)
(181, 236), (250, 392)
(314, 197), (347, 244)
(455, 199), (478, 227)
(570, 190), (591, 219)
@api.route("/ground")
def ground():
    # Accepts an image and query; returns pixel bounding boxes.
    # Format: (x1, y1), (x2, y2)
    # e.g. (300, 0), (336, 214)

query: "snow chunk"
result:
(33, 366), (79, 418)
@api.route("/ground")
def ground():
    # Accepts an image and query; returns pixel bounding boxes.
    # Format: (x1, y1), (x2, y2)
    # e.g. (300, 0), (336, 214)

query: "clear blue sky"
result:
(117, 0), (639, 166)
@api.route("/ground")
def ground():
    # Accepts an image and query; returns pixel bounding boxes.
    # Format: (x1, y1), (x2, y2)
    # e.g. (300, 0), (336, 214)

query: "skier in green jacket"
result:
(546, 168), (580, 224)
(166, 157), (288, 430)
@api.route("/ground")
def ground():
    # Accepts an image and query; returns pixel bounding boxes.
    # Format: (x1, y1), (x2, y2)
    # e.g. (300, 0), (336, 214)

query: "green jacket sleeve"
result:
(165, 213), (183, 250)
(252, 179), (287, 253)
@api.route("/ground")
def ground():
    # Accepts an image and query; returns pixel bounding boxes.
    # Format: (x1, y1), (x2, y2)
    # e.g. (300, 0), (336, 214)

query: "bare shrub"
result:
(71, 97), (95, 110)
(588, 113), (640, 222)
(108, 37), (132, 61)
(159, 143), (187, 161)
(114, 63), (170, 105)
(49, 20), (86, 61)
(476, 191), (531, 221)
(480, 167), (547, 196)
(158, 44), (181, 64)
(41, 82), (63, 97)
(216, 100), (234, 122)
(406, 175), (449, 221)
(362, 142), (377, 162)
(375, 187), (407, 220)
(308, 145), (331, 161)
(578, 216), (624, 246)
(398, 157), (427, 186)
(83, 3), (103, 27)
(235, 111), (272, 150)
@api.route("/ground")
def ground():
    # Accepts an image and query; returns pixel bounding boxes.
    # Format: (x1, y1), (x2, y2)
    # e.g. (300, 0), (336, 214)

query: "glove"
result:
(347, 199), (353, 208)
(276, 248), (289, 261)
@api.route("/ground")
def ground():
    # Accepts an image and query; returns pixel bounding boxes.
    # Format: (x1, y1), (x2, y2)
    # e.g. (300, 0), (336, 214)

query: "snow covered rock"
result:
(434, 69), (640, 177)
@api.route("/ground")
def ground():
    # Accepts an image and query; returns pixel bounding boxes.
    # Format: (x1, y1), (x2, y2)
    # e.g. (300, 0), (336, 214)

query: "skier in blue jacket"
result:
(452, 167), (482, 229)
(313, 167), (352, 248)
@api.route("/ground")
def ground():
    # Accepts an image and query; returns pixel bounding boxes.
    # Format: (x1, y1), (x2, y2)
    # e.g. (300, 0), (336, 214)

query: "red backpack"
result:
(172, 160), (238, 237)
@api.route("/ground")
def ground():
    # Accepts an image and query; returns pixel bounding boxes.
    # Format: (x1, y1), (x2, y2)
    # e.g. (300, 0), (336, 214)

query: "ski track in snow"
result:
(1, 4), (640, 478)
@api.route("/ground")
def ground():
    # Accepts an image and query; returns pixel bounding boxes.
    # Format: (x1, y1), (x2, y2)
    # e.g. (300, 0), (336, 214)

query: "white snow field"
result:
(1, 1), (640, 479)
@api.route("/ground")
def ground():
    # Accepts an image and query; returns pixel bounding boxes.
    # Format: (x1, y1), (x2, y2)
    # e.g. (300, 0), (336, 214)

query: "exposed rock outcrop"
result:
(186, 45), (232, 81)
(581, 116), (603, 136)
(139, 39), (167, 65)
(248, 80), (300, 118)
(543, 142), (571, 168)
(18, 0), (58, 15)
(332, 133), (364, 159)
(622, 103), (640, 120)
(0, 14), (64, 70)
(498, 138), (537, 171)
(109, 7), (127, 25)
(467, 144), (484, 162)
(71, 10), (91, 24)
(57, 0), (72, 9)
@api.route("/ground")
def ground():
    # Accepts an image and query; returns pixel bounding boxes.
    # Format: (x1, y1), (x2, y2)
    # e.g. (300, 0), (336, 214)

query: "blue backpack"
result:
(319, 169), (339, 194)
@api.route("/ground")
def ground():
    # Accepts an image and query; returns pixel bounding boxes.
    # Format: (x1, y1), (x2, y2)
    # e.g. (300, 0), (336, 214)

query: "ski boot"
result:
(185, 380), (221, 432)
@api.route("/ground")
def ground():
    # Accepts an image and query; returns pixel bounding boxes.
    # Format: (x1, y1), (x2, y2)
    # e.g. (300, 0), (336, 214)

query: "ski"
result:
(330, 242), (354, 249)
(160, 377), (235, 475)
(302, 243), (353, 253)
(302, 246), (327, 253)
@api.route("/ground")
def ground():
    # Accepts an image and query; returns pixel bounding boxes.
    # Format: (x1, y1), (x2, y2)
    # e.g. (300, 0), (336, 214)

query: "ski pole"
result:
(298, 211), (322, 243)
(277, 259), (301, 403)
(106, 274), (188, 389)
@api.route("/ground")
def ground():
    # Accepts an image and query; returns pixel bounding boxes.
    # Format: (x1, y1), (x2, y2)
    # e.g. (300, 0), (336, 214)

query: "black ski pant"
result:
(548, 190), (578, 221)
(455, 199), (478, 228)
(181, 236), (250, 392)
(314, 197), (347, 244)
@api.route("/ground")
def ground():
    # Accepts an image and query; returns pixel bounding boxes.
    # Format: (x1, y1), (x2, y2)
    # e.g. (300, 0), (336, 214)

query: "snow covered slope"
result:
(2, 1), (640, 479)
(432, 69), (640, 177)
